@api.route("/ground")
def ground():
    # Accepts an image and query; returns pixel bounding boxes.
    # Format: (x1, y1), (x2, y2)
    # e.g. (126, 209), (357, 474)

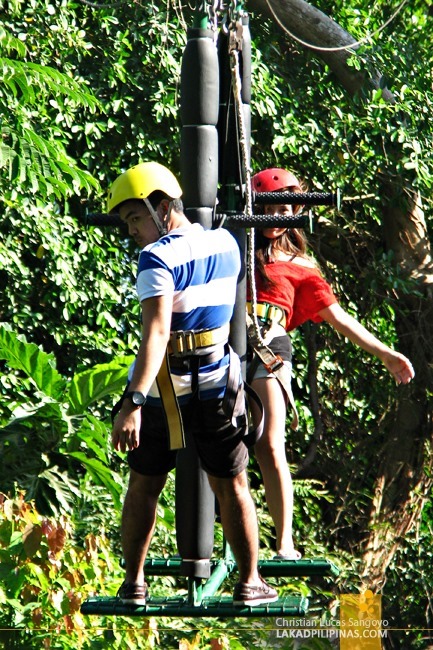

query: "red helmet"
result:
(251, 168), (301, 193)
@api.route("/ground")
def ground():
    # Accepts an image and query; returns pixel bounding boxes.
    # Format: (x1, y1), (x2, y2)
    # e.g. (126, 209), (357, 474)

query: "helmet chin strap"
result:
(143, 198), (169, 237)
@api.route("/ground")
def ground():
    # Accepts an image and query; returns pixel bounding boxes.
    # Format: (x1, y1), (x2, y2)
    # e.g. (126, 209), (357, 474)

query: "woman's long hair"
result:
(253, 177), (319, 286)
(254, 228), (313, 286)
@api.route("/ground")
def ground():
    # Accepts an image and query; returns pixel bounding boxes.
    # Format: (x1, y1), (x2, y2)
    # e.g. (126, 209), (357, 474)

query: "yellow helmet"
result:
(107, 162), (182, 214)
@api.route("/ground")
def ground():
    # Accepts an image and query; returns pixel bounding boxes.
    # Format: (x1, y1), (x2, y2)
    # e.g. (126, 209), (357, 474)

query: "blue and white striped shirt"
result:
(133, 224), (241, 404)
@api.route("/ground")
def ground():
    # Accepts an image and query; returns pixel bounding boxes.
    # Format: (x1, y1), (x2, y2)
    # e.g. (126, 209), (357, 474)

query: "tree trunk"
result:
(364, 188), (433, 589)
(248, 0), (433, 588)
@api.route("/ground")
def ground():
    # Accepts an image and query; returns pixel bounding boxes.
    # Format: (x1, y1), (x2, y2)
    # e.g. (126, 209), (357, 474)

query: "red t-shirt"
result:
(248, 260), (338, 331)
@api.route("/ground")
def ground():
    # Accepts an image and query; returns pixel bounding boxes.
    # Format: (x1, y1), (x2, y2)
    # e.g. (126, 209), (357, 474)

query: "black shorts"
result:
(247, 325), (293, 380)
(264, 334), (292, 361)
(127, 396), (249, 479)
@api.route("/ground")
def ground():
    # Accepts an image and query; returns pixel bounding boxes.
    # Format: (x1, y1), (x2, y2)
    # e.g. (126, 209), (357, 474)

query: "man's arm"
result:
(318, 303), (415, 384)
(112, 294), (172, 452)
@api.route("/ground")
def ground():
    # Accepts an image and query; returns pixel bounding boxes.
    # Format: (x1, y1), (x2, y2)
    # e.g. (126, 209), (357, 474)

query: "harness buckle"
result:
(266, 305), (279, 323)
(264, 354), (284, 374)
(172, 330), (196, 356)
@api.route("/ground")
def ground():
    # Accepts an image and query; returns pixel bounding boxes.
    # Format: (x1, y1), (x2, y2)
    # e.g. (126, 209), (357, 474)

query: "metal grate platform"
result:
(142, 556), (339, 578)
(80, 556), (337, 618)
(81, 594), (309, 618)
(258, 557), (340, 577)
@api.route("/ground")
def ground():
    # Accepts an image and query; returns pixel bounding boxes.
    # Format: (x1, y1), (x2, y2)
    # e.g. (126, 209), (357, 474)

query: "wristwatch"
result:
(124, 391), (147, 408)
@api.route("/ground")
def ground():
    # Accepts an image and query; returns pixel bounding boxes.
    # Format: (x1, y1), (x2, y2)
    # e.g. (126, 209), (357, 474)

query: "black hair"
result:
(147, 190), (184, 212)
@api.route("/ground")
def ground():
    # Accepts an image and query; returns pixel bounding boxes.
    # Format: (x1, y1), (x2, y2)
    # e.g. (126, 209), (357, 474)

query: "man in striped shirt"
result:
(108, 162), (278, 607)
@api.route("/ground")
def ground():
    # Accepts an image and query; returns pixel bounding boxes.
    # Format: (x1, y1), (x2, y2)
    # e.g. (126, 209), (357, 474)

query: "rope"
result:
(207, 0), (221, 32)
(229, 30), (267, 348)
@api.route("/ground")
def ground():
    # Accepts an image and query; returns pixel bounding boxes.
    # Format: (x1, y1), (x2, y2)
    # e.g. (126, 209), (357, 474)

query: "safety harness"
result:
(167, 324), (229, 356)
(158, 326), (228, 450)
(247, 301), (286, 329)
(246, 303), (299, 431)
(157, 324), (264, 450)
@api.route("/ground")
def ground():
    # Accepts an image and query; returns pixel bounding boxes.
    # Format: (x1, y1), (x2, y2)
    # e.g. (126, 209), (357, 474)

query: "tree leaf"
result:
(0, 325), (66, 399)
(67, 356), (134, 415)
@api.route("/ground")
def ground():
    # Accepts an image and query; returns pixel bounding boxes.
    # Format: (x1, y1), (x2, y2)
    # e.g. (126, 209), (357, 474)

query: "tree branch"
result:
(248, 0), (395, 100)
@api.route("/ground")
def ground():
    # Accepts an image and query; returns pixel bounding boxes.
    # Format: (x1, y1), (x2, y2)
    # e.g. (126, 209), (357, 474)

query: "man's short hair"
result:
(147, 190), (184, 213)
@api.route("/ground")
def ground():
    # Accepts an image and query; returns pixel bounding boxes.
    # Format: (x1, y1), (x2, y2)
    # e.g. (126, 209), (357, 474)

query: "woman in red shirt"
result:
(247, 168), (415, 560)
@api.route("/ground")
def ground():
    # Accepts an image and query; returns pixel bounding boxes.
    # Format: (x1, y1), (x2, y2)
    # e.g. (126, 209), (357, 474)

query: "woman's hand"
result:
(381, 351), (415, 384)
(319, 303), (415, 384)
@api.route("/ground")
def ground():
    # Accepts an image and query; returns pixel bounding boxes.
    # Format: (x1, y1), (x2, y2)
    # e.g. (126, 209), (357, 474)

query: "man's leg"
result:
(121, 469), (167, 585)
(207, 470), (260, 585)
(197, 397), (278, 605)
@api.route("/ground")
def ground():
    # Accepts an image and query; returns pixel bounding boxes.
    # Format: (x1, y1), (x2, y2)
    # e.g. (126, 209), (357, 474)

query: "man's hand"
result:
(111, 404), (142, 452)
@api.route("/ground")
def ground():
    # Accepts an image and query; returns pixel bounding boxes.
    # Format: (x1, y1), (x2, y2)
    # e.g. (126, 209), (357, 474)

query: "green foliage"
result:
(0, 0), (432, 647)
(0, 492), (161, 650)
(382, 496), (433, 649)
(0, 0), (184, 379)
(0, 324), (66, 398)
(68, 357), (134, 415)
(0, 201), (139, 378)
(0, 325), (127, 515)
(251, 0), (433, 215)
(0, 25), (100, 200)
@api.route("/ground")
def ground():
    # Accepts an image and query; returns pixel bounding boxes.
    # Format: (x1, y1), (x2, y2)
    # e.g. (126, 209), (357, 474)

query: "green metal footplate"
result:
(80, 557), (338, 618)
(259, 557), (340, 577)
(142, 556), (340, 578)
(81, 594), (309, 617)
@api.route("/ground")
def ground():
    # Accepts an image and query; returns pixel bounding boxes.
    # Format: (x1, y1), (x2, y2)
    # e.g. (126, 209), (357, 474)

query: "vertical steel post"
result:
(176, 18), (220, 580)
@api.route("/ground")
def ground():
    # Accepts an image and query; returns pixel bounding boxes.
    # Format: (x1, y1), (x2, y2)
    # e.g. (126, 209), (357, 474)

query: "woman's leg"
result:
(251, 375), (299, 557)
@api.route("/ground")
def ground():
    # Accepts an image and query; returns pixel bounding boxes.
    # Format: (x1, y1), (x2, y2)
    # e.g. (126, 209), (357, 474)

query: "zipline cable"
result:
(265, 0), (408, 53)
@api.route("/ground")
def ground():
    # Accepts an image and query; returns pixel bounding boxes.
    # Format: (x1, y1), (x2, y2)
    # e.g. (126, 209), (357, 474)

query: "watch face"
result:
(127, 391), (146, 406)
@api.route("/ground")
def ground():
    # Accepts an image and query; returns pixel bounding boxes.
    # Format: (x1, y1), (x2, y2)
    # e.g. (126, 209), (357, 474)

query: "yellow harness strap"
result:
(156, 350), (185, 450)
(156, 325), (230, 449)
(168, 324), (230, 355)
(246, 302), (287, 329)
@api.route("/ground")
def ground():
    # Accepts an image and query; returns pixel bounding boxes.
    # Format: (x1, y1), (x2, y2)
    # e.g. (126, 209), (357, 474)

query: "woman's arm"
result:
(318, 303), (415, 384)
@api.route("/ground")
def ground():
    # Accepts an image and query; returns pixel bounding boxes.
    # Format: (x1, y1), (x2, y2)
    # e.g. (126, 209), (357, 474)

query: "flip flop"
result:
(274, 550), (302, 561)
